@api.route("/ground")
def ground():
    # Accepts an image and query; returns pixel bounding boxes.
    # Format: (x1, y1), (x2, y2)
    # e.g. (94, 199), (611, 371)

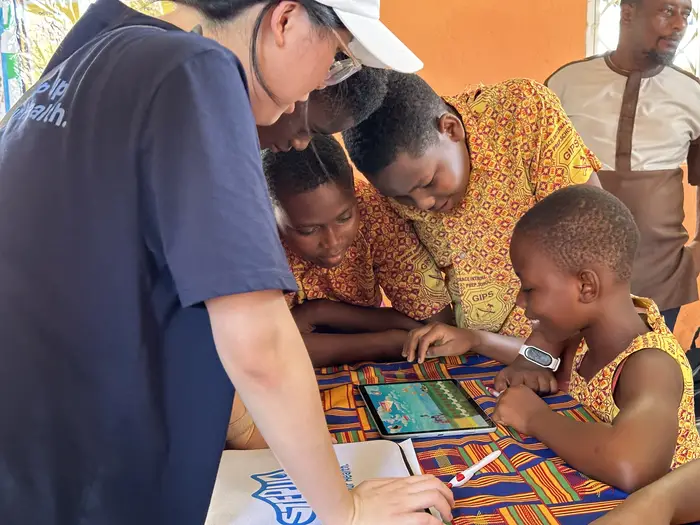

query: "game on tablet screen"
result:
(363, 381), (489, 435)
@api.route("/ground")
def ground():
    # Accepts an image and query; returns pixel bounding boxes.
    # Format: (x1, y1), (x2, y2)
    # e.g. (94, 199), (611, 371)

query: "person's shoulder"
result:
(100, 21), (246, 89)
(444, 81), (542, 122)
(355, 179), (411, 239)
(660, 67), (700, 127)
(88, 0), (135, 27)
(613, 297), (686, 389)
(355, 178), (383, 207)
(356, 179), (405, 219)
(139, 25), (242, 66)
(617, 346), (684, 398)
(443, 84), (483, 110)
(356, 179), (391, 225)
(481, 78), (560, 113)
(495, 77), (549, 96)
(545, 54), (607, 87)
(666, 64), (700, 92)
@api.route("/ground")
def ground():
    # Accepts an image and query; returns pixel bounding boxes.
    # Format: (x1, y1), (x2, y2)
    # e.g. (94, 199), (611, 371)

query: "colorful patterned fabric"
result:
(391, 79), (601, 335)
(285, 180), (451, 321)
(316, 355), (627, 524)
(568, 296), (700, 468)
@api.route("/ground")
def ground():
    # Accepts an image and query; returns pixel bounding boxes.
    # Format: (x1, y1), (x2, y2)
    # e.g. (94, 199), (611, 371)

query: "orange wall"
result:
(381, 0), (698, 346)
(382, 0), (590, 93)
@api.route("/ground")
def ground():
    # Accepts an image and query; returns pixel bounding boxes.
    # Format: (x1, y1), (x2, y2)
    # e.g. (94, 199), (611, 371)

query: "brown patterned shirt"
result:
(392, 79), (601, 335)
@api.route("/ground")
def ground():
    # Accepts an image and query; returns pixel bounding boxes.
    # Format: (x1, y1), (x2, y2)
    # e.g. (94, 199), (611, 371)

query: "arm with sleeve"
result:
(141, 49), (354, 523)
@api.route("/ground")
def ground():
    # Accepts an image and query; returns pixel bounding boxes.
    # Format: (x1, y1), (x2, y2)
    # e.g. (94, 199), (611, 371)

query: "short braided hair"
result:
(514, 186), (639, 281)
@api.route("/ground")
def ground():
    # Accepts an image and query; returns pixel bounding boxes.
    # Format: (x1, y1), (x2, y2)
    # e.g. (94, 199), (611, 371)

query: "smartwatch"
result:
(518, 345), (560, 372)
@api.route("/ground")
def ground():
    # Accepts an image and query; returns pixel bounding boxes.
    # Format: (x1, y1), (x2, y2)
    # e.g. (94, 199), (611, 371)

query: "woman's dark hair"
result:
(172, 0), (343, 101)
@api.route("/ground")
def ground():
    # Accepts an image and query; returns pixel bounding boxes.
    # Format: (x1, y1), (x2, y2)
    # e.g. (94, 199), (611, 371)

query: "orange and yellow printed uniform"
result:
(569, 297), (700, 468)
(285, 180), (451, 320)
(393, 79), (601, 336)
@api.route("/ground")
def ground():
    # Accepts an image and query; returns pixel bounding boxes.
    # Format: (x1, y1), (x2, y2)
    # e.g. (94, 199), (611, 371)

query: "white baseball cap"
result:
(314, 0), (423, 73)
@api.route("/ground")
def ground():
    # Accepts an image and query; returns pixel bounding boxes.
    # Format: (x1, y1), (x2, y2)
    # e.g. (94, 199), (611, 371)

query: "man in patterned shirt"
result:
(263, 134), (453, 368)
(343, 73), (601, 381)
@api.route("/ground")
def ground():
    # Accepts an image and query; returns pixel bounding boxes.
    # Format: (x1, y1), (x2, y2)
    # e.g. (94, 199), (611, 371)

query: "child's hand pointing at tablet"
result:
(403, 323), (480, 363)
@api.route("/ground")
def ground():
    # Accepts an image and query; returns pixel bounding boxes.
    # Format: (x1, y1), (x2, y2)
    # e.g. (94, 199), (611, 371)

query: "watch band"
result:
(518, 344), (560, 372)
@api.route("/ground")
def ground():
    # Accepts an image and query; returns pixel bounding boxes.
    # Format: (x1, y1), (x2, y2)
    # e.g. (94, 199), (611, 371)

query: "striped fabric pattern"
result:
(316, 355), (627, 524)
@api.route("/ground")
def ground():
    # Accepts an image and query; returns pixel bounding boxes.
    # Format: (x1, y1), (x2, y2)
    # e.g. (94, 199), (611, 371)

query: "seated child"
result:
(261, 134), (453, 368)
(257, 56), (388, 153)
(342, 72), (601, 386)
(404, 185), (700, 493)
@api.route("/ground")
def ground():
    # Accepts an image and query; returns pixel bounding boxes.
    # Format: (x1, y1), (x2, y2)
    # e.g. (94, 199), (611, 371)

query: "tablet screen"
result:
(361, 380), (492, 436)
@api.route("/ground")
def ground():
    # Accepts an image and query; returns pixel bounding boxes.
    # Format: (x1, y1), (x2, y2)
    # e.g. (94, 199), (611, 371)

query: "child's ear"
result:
(437, 113), (466, 143)
(578, 269), (600, 304)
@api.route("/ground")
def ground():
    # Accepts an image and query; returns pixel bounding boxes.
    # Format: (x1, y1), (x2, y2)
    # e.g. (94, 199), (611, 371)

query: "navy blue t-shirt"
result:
(0, 14), (295, 525)
(42, 0), (133, 73)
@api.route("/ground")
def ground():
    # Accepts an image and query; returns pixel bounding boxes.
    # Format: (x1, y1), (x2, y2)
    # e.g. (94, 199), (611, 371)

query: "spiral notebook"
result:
(205, 439), (424, 525)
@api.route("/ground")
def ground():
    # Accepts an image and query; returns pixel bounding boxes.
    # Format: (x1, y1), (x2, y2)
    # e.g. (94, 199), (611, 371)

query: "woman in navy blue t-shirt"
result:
(0, 1), (454, 523)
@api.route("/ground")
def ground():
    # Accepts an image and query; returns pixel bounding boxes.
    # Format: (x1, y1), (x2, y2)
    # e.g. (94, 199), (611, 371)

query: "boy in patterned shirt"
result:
(343, 73), (601, 382)
(226, 135), (452, 451)
(262, 134), (452, 368)
(406, 186), (700, 493)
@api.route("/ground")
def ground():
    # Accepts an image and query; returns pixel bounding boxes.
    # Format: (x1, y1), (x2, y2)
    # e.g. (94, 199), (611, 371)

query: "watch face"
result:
(524, 346), (553, 367)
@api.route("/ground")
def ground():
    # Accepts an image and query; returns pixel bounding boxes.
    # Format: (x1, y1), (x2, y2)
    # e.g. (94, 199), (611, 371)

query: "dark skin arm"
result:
(402, 323), (561, 393)
(492, 348), (683, 493)
(494, 304), (653, 393)
(303, 330), (409, 368)
(292, 299), (423, 333)
(493, 329), (569, 393)
(291, 300), (453, 367)
(401, 322), (523, 365)
(591, 459), (700, 525)
(428, 304), (456, 325)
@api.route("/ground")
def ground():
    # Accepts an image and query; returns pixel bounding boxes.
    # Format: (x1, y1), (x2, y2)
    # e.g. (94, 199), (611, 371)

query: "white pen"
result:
(486, 387), (502, 398)
(446, 450), (502, 489)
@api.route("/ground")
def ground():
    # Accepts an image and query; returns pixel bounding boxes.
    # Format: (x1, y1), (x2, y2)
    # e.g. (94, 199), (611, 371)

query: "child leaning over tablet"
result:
(404, 185), (700, 493)
(262, 135), (453, 368)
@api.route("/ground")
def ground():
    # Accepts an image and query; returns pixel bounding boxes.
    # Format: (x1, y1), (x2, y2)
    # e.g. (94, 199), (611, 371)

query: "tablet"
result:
(359, 380), (496, 440)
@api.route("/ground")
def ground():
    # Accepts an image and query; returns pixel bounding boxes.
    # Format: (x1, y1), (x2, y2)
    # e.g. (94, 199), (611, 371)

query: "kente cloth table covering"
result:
(316, 355), (627, 525)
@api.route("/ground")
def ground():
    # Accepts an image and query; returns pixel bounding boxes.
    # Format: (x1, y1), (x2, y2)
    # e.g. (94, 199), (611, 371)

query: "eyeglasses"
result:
(323, 30), (362, 88)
